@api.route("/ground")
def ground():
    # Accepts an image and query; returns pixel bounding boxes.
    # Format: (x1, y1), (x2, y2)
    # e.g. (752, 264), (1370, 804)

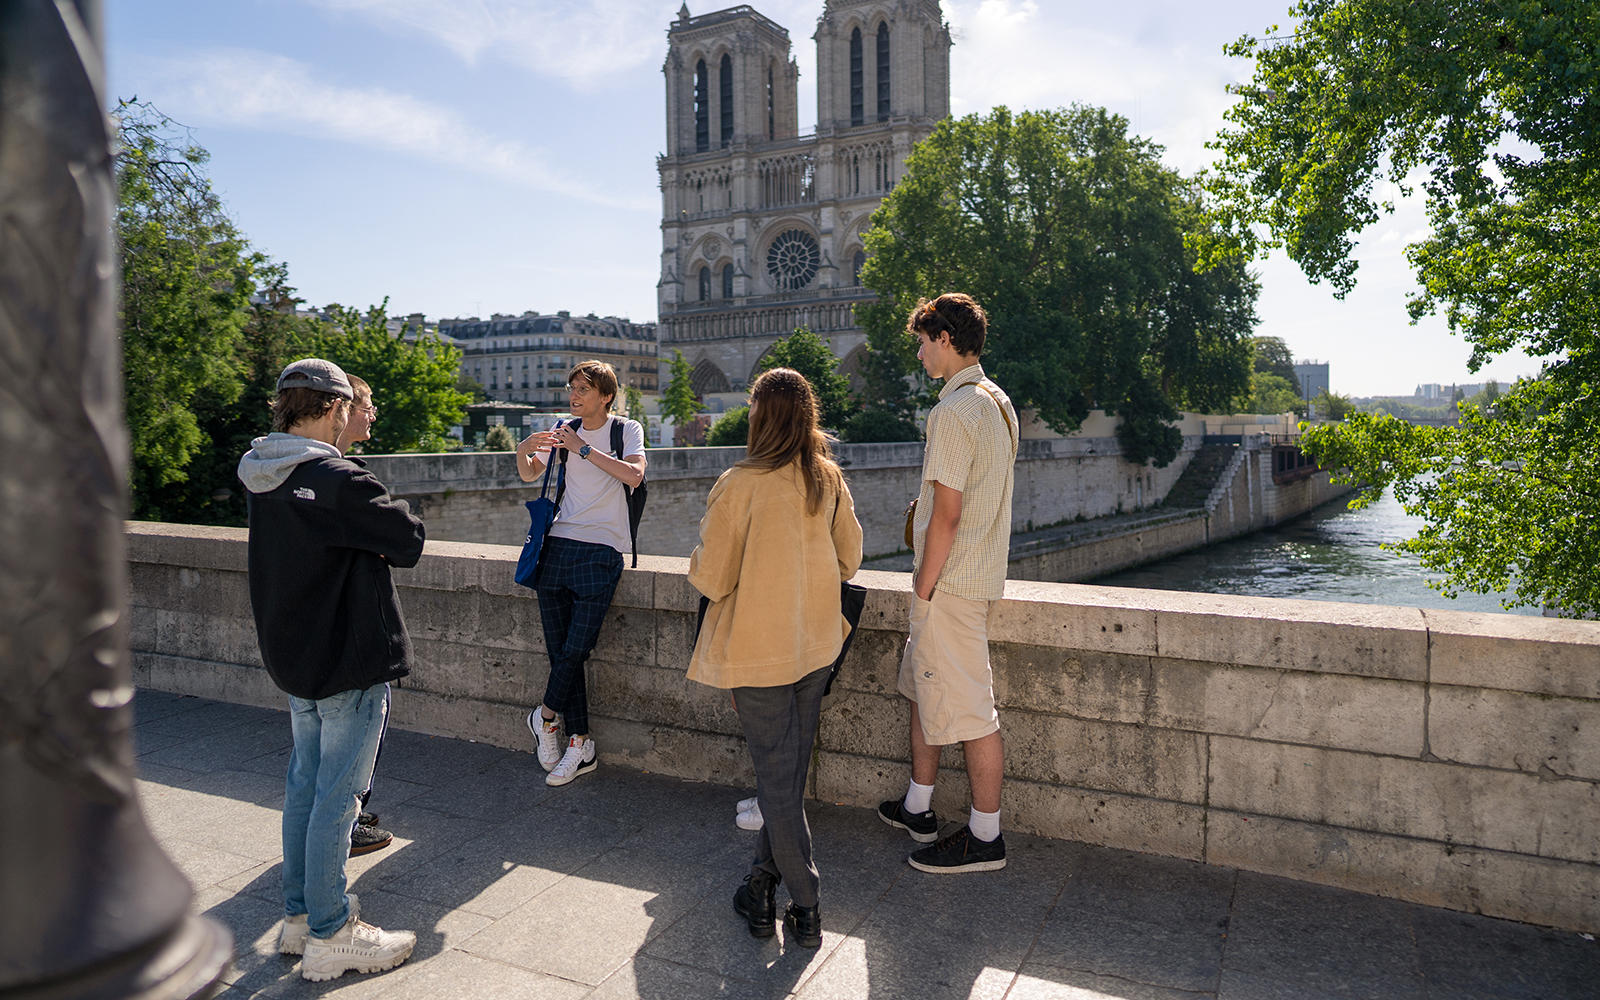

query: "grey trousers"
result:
(732, 664), (830, 908)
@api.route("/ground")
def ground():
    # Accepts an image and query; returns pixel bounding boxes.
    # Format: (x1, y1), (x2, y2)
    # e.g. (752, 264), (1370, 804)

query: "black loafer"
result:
(784, 902), (822, 948)
(732, 869), (780, 938)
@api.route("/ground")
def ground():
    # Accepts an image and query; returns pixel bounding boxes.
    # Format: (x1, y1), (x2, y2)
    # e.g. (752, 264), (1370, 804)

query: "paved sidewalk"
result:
(133, 690), (1598, 999)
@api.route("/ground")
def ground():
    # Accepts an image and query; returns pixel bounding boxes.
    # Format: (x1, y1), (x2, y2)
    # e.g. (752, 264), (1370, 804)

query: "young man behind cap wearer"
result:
(877, 294), (1019, 873)
(237, 358), (422, 980)
(514, 360), (647, 786)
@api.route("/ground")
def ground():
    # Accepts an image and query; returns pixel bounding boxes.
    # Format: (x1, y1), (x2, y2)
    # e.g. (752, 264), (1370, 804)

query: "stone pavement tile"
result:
(460, 846), (731, 986)
(794, 899), (1033, 1000)
(217, 861), (284, 905)
(641, 859), (897, 988)
(1220, 872), (1424, 1000)
(133, 689), (210, 725)
(1029, 849), (1232, 993)
(879, 830), (1080, 927)
(547, 769), (737, 829)
(135, 760), (205, 788)
(160, 837), (265, 890)
(1008, 965), (1211, 1000)
(807, 800), (937, 872)
(184, 767), (292, 808)
(589, 955), (788, 1000)
(374, 949), (591, 1000)
(368, 728), (521, 788)
(1215, 967), (1371, 999)
(400, 749), (555, 821)
(138, 718), (295, 775)
(143, 783), (286, 864)
(337, 802), (497, 889)
(1411, 905), (1600, 1000)
(380, 807), (633, 918)
(615, 800), (756, 871)
(132, 728), (190, 757)
(136, 697), (273, 738)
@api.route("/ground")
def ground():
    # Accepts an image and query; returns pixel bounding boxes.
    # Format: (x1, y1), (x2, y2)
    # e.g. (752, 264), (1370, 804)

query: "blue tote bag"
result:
(514, 446), (566, 589)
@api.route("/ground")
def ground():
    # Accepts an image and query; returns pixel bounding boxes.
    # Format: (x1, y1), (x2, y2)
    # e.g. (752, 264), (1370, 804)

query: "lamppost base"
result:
(5, 915), (232, 1000)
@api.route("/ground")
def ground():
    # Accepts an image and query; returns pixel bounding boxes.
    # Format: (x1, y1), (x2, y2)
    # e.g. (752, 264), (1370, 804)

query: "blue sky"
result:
(108, 0), (1536, 398)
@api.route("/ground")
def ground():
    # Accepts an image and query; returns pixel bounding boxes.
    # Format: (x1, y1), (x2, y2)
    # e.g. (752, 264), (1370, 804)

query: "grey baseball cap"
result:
(276, 358), (353, 399)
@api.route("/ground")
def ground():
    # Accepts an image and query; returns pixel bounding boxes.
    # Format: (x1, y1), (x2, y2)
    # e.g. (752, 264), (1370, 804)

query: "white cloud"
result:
(944, 0), (1250, 173)
(138, 48), (653, 211)
(303, 0), (666, 89)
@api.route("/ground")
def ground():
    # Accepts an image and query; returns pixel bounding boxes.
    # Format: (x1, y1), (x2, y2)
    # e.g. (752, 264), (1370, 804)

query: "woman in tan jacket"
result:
(687, 368), (863, 948)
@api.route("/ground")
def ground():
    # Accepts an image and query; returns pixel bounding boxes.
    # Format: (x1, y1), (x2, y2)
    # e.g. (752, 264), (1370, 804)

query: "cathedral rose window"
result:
(766, 229), (819, 291)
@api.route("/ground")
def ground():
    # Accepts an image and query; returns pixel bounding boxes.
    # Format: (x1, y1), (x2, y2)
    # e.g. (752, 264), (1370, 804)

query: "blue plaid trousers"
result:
(534, 535), (624, 738)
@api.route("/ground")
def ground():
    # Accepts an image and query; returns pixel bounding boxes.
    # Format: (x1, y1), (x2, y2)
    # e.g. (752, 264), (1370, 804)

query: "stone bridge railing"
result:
(127, 522), (1600, 932)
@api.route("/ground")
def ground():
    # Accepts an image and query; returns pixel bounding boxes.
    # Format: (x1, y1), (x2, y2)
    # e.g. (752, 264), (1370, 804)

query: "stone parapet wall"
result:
(126, 521), (1600, 932)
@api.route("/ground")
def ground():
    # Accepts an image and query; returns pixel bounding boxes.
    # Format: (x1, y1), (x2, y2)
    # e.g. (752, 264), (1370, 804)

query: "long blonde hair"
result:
(738, 368), (845, 516)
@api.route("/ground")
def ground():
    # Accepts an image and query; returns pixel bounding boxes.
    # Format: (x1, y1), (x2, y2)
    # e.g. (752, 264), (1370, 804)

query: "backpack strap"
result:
(956, 379), (1017, 455)
(611, 417), (642, 569)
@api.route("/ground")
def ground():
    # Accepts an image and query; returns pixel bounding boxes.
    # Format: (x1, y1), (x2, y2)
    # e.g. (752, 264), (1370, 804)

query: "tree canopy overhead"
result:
(858, 105), (1259, 466)
(1209, 0), (1600, 615)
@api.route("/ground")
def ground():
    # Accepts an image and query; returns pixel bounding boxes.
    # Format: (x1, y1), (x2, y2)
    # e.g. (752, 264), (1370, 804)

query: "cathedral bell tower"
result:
(658, 2), (950, 400)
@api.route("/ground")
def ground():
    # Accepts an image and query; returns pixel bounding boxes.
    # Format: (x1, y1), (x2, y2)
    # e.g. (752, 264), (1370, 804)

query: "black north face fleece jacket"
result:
(238, 433), (425, 701)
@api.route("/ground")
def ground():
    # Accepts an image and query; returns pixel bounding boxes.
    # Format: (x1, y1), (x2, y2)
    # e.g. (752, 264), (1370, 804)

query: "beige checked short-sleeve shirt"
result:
(910, 363), (1018, 600)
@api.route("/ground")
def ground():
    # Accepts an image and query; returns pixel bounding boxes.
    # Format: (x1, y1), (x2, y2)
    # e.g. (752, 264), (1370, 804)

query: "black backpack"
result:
(557, 416), (648, 567)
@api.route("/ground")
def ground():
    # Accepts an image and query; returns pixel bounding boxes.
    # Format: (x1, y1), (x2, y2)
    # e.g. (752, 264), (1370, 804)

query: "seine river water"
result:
(1093, 488), (1541, 617)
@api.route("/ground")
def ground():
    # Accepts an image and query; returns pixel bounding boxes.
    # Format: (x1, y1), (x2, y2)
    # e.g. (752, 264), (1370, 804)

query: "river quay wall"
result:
(360, 426), (1346, 583)
(128, 521), (1600, 933)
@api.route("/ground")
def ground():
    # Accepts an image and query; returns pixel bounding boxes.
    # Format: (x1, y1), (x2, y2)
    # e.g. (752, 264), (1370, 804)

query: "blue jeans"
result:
(282, 683), (389, 938)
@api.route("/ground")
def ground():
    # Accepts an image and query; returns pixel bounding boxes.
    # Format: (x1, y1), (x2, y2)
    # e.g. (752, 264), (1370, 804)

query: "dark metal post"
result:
(0, 2), (232, 996)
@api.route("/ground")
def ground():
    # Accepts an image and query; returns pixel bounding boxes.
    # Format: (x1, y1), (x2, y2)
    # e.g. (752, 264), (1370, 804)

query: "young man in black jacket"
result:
(238, 358), (424, 982)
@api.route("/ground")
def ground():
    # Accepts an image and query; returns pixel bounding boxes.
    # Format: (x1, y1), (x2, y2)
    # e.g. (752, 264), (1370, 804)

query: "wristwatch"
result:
(578, 444), (593, 460)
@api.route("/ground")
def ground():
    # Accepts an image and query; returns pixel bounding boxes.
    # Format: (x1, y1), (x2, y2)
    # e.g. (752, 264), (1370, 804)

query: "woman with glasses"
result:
(686, 367), (863, 948)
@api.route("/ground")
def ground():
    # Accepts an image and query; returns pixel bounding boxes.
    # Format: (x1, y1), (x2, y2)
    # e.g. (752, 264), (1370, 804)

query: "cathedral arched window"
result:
(852, 250), (866, 286)
(694, 59), (709, 152)
(876, 23), (891, 120)
(849, 28), (864, 127)
(722, 263), (734, 299)
(698, 266), (711, 301)
(719, 54), (734, 147)
(767, 65), (776, 140)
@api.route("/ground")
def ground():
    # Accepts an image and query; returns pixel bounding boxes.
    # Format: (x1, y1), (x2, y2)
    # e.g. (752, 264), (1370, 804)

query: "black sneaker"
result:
(732, 869), (780, 938)
(350, 822), (394, 858)
(783, 903), (821, 948)
(908, 826), (1006, 873)
(357, 811), (380, 828)
(877, 799), (939, 843)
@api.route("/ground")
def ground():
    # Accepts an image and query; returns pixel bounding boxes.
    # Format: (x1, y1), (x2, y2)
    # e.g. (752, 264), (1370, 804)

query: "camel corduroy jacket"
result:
(686, 462), (864, 690)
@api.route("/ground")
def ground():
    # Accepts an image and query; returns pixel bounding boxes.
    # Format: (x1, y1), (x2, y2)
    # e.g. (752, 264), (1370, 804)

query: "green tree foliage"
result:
(859, 105), (1259, 466)
(1213, 0), (1600, 612)
(1312, 389), (1355, 421)
(308, 301), (470, 453)
(456, 372), (490, 403)
(623, 384), (647, 434)
(1250, 336), (1299, 386)
(661, 349), (702, 442)
(483, 424), (517, 451)
(758, 327), (855, 431)
(116, 101), (258, 519)
(1248, 372), (1304, 416)
(705, 406), (749, 447)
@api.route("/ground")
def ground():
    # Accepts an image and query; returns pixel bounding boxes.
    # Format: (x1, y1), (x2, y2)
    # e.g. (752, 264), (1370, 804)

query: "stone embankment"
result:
(129, 521), (1600, 933)
(360, 430), (1348, 583)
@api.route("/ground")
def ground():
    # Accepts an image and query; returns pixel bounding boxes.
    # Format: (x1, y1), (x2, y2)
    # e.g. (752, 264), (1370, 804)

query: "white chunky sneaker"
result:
(300, 915), (415, 981)
(736, 799), (764, 832)
(528, 709), (562, 772)
(278, 894), (359, 955)
(545, 737), (597, 787)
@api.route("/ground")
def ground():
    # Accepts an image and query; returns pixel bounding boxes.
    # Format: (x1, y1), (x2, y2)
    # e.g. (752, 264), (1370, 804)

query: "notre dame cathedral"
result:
(657, 1), (951, 396)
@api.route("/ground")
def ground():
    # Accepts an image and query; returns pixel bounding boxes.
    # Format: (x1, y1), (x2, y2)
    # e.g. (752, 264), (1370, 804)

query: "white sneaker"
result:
(546, 737), (597, 787)
(278, 894), (359, 955)
(300, 915), (415, 981)
(736, 799), (764, 832)
(528, 709), (562, 771)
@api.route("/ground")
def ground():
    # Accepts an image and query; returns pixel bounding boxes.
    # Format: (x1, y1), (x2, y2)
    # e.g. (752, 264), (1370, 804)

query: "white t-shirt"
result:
(539, 416), (646, 554)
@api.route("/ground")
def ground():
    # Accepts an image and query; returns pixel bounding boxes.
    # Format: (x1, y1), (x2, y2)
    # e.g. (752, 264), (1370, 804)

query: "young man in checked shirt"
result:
(878, 293), (1019, 873)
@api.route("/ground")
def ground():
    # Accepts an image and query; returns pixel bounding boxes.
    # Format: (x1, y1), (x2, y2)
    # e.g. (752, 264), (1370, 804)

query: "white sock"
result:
(969, 807), (1001, 842)
(904, 780), (935, 815)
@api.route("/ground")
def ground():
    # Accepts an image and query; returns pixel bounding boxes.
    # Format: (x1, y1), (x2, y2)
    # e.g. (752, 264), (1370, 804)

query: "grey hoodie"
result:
(237, 432), (344, 494)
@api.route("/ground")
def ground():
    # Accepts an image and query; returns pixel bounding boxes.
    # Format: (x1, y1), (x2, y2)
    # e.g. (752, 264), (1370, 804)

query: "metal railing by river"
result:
(1092, 488), (1542, 616)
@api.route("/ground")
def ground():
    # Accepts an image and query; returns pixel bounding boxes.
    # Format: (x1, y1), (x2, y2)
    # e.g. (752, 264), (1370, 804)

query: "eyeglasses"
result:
(567, 384), (594, 397)
(356, 404), (378, 418)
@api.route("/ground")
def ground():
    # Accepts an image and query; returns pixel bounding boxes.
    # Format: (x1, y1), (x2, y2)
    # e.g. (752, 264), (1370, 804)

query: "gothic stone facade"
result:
(658, 1), (951, 396)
